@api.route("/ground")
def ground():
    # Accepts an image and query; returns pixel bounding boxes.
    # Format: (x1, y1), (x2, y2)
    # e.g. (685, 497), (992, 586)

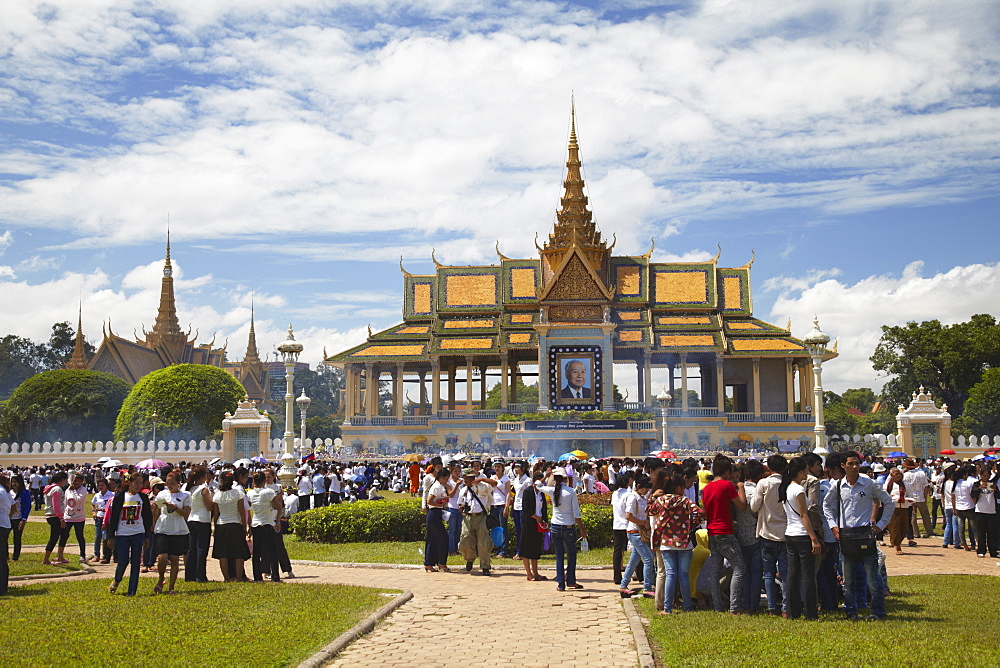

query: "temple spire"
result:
(244, 298), (261, 364)
(149, 228), (183, 341)
(547, 99), (603, 250)
(66, 302), (89, 369)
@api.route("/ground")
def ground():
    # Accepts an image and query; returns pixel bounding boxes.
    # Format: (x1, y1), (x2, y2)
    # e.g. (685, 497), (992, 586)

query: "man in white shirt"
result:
(610, 470), (633, 585)
(458, 468), (498, 575)
(489, 461), (511, 557)
(903, 459), (932, 540)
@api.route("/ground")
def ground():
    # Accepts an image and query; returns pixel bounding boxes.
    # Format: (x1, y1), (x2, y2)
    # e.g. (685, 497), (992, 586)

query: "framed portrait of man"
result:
(556, 354), (595, 405)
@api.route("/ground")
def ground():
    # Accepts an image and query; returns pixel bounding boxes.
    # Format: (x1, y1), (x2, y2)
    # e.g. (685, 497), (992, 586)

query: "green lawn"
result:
(284, 534), (614, 566)
(636, 575), (1000, 665)
(2, 579), (391, 666)
(18, 521), (97, 546)
(10, 553), (84, 577)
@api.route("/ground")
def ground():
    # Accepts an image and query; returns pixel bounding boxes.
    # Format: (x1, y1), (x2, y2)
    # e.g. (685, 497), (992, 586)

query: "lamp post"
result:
(151, 411), (158, 460)
(297, 389), (311, 462)
(656, 387), (671, 451)
(277, 325), (304, 487)
(804, 316), (831, 459)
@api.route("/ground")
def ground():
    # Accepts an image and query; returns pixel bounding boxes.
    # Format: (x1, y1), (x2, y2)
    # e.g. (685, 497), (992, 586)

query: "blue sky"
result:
(0, 0), (997, 396)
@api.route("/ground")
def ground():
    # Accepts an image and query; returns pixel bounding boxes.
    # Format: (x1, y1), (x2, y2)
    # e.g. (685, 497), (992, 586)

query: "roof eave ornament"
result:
(399, 256), (412, 277)
(712, 243), (722, 263)
(431, 248), (444, 268)
(640, 237), (654, 259)
(496, 241), (512, 261)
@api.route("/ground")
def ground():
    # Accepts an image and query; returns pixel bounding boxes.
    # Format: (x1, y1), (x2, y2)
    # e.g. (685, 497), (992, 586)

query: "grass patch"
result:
(636, 575), (1000, 665)
(285, 534), (614, 566)
(2, 578), (391, 666)
(10, 553), (84, 577)
(18, 521), (97, 546)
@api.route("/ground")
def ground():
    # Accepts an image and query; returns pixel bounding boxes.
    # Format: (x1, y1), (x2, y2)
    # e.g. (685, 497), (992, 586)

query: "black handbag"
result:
(836, 483), (877, 557)
(486, 513), (501, 530)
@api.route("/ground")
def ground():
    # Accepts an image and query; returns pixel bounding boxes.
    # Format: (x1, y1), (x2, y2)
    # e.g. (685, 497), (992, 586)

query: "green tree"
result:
(484, 380), (539, 409)
(305, 414), (343, 441)
(871, 314), (1000, 418)
(824, 402), (859, 437)
(841, 388), (877, 413)
(0, 334), (47, 399)
(1, 369), (129, 441)
(963, 368), (1000, 437)
(114, 364), (245, 442)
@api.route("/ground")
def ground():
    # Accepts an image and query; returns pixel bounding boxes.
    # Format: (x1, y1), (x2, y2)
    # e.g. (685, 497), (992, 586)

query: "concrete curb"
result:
(622, 597), (656, 668)
(11, 567), (97, 581)
(298, 590), (414, 668)
(289, 559), (612, 571)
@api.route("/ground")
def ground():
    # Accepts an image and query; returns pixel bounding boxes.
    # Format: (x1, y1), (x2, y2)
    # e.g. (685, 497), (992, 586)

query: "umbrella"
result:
(570, 449), (589, 459)
(135, 458), (168, 469)
(101, 459), (123, 468)
(349, 474), (366, 483)
(402, 453), (422, 462)
(253, 454), (267, 463)
(972, 454), (985, 461)
(233, 458), (253, 468)
(97, 456), (111, 464)
(939, 449), (956, 455)
(655, 451), (676, 459)
(737, 433), (753, 441)
(594, 481), (610, 494)
(886, 451), (907, 459)
(451, 453), (467, 461)
(208, 457), (222, 465)
(557, 452), (578, 461)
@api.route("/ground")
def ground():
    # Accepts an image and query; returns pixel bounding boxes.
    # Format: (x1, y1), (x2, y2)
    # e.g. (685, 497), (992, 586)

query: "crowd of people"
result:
(0, 451), (995, 614)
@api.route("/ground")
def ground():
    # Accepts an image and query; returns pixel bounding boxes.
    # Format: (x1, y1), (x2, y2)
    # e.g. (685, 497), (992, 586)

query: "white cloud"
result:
(768, 261), (1000, 394)
(0, 230), (11, 254)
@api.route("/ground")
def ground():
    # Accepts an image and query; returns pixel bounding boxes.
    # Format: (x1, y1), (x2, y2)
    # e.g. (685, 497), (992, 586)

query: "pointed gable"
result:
(539, 248), (612, 302)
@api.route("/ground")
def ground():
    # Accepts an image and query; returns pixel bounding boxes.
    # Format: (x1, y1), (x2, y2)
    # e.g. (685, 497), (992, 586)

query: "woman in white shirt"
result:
(506, 462), (530, 560)
(941, 465), (960, 549)
(951, 465), (978, 551)
(424, 469), (457, 572)
(779, 456), (821, 620)
(151, 471), (192, 594)
(246, 471), (284, 582)
(538, 467), (588, 592)
(184, 466), (214, 583)
(610, 470), (634, 586)
(884, 467), (915, 555)
(212, 471), (250, 582)
(971, 466), (998, 558)
(90, 478), (114, 564)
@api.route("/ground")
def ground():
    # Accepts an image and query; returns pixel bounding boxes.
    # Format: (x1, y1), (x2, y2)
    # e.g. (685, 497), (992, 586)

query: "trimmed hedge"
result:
(290, 499), (425, 543)
(290, 497), (616, 549)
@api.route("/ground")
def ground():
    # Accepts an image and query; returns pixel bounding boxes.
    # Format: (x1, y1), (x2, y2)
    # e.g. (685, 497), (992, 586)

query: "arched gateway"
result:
(325, 110), (834, 458)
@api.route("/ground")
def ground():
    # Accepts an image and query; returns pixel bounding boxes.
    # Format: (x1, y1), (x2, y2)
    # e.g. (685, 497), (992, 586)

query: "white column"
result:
(680, 353), (689, 412)
(785, 358), (795, 416)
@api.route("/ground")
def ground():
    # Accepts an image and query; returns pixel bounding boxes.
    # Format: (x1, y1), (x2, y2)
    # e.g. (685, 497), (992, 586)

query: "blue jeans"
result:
(94, 518), (107, 561)
(113, 533), (145, 596)
(942, 508), (957, 547)
(841, 550), (886, 618)
(661, 549), (694, 612)
(708, 534), (746, 613)
(760, 538), (788, 613)
(740, 541), (763, 612)
(551, 524), (578, 588)
(185, 521), (211, 582)
(447, 508), (463, 553)
(620, 532), (654, 591)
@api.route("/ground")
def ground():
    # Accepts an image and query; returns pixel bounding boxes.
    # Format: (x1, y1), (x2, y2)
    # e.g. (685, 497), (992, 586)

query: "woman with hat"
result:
(518, 471), (548, 581)
(537, 467), (587, 591)
(884, 468), (915, 555)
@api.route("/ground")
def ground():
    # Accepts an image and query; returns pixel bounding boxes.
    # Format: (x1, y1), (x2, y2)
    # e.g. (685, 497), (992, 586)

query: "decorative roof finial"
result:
(66, 301), (90, 369)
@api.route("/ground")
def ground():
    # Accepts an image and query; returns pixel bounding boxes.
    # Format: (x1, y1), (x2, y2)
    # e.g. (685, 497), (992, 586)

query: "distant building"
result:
(76, 235), (271, 407)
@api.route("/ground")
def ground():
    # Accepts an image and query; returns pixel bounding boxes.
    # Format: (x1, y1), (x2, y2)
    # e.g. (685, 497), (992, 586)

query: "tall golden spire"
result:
(243, 298), (261, 365)
(66, 302), (90, 370)
(547, 99), (604, 251)
(150, 228), (182, 339)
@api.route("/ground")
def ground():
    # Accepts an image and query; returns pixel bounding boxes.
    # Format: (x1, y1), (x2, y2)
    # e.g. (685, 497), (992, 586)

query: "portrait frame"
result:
(549, 345), (603, 407)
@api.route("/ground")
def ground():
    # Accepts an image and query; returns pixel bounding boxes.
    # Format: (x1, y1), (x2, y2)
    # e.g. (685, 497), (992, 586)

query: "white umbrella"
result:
(101, 459), (123, 468)
(234, 458), (253, 468)
(97, 456), (111, 464)
(451, 453), (467, 461)
(208, 457), (222, 465)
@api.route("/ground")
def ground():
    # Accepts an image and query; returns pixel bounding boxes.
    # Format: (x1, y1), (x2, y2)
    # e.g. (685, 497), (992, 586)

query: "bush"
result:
(497, 409), (654, 422)
(580, 505), (613, 548)
(577, 492), (610, 507)
(290, 498), (425, 543)
(114, 364), (245, 441)
(2, 369), (129, 441)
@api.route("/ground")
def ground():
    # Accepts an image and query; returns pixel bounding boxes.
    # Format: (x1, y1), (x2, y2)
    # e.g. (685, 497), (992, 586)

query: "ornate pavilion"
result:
(72, 237), (273, 409)
(326, 113), (835, 459)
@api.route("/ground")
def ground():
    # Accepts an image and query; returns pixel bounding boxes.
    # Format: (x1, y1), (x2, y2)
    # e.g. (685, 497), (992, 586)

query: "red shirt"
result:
(702, 479), (738, 535)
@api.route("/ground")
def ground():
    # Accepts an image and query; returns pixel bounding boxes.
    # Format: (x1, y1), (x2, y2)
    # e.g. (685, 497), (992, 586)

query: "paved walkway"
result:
(14, 534), (999, 667)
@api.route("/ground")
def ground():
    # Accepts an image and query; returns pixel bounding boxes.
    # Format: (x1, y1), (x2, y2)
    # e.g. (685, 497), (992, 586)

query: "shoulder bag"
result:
(836, 481), (876, 558)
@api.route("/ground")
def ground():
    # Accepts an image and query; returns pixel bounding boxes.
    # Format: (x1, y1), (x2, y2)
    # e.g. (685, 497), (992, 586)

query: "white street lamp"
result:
(656, 387), (671, 451)
(151, 411), (158, 460)
(297, 389), (311, 462)
(277, 325), (304, 487)
(804, 316), (831, 459)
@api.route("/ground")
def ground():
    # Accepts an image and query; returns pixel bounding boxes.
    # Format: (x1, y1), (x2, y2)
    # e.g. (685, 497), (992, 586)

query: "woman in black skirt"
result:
(211, 471), (250, 582)
(519, 471), (548, 581)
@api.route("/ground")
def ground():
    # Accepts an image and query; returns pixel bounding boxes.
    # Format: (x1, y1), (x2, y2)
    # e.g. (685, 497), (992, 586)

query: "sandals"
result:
(437, 565), (451, 572)
(533, 575), (548, 581)
(424, 567), (438, 573)
(109, 580), (119, 594)
(152, 580), (164, 595)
